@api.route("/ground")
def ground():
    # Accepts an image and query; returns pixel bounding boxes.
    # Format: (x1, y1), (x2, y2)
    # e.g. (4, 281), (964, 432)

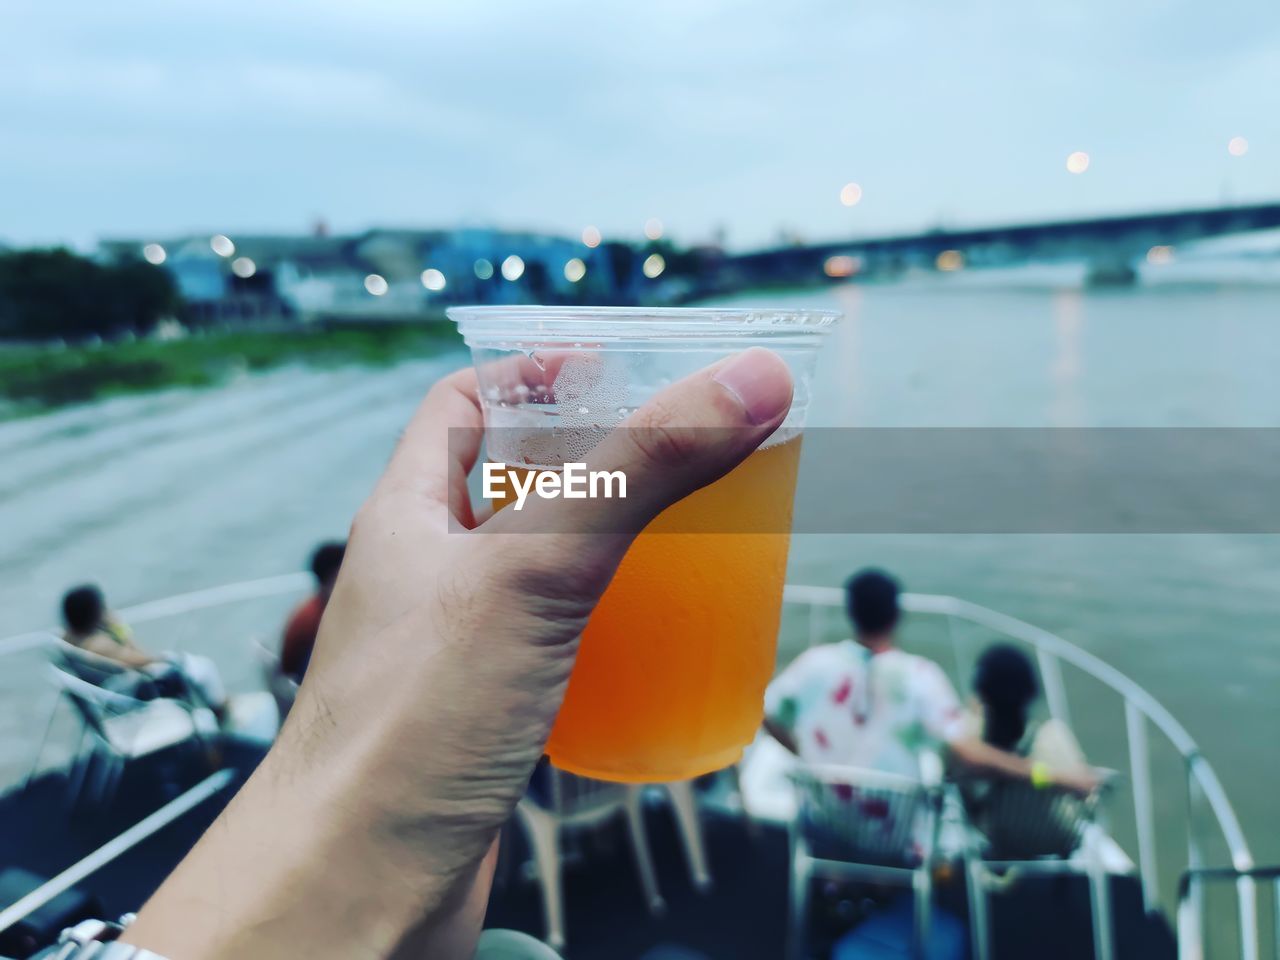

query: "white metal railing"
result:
(0, 572), (313, 659)
(0, 576), (1260, 958)
(0, 769), (236, 936)
(1179, 869), (1280, 960)
(782, 584), (1259, 960)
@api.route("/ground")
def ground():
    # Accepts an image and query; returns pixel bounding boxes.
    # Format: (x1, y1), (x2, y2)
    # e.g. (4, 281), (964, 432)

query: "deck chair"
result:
(657, 779), (713, 893)
(53, 640), (156, 696)
(513, 766), (664, 953)
(957, 775), (1119, 960)
(48, 664), (218, 810)
(788, 763), (941, 960)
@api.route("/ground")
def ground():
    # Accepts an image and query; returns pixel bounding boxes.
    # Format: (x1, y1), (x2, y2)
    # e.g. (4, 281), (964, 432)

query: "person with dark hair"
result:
(60, 583), (228, 720)
(764, 569), (1097, 791)
(963, 643), (1087, 773)
(280, 541), (346, 683)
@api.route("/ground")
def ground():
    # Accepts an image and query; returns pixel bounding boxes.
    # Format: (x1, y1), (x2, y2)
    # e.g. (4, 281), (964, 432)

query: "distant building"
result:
(98, 226), (648, 323)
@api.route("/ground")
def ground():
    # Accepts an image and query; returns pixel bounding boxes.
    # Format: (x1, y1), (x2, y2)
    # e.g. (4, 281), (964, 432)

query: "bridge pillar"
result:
(1085, 255), (1138, 288)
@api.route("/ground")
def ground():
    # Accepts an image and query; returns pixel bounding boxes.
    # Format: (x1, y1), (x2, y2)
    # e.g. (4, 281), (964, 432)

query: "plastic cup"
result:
(449, 306), (839, 782)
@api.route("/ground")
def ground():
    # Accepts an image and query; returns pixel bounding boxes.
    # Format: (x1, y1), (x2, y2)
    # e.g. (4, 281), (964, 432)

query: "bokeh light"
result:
(581, 226), (602, 248)
(501, 255), (525, 281)
(421, 268), (446, 291)
(1065, 151), (1090, 174)
(644, 218), (664, 240)
(564, 258), (586, 283)
(1227, 136), (1249, 157)
(231, 257), (256, 279)
(935, 249), (965, 271)
(364, 274), (388, 296)
(210, 234), (235, 257)
(642, 253), (665, 279)
(473, 258), (494, 280)
(823, 255), (859, 278)
(1146, 245), (1174, 265)
(142, 243), (166, 265)
(839, 182), (863, 207)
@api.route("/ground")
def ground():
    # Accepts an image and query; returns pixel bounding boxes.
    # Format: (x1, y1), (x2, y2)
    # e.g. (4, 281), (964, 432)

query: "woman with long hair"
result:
(968, 643), (1087, 769)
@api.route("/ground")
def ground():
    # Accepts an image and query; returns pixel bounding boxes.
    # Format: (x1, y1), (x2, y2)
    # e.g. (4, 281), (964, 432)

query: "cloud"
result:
(1, 0), (1277, 247)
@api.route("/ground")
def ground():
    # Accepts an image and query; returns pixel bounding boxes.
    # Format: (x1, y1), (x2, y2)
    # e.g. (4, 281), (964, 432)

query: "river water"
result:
(1, 280), (1277, 931)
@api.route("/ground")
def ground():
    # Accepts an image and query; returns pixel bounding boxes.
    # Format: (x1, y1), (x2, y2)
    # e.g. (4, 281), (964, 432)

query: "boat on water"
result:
(0, 575), (1272, 960)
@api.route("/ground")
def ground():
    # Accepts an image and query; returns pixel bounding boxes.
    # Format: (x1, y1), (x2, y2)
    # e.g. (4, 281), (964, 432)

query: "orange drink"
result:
(545, 436), (802, 781)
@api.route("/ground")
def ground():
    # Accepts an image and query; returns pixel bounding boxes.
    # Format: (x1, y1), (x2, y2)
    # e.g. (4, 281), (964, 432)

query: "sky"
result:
(2, 0), (1278, 251)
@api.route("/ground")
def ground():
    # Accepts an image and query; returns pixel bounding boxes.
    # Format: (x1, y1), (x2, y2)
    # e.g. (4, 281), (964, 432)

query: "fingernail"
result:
(712, 347), (794, 425)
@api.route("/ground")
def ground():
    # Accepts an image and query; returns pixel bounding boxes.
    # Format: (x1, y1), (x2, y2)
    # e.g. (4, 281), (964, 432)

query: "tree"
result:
(0, 248), (183, 341)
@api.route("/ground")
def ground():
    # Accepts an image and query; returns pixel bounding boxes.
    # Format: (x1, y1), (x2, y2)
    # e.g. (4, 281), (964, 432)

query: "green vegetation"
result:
(0, 321), (463, 416)
(0, 248), (183, 340)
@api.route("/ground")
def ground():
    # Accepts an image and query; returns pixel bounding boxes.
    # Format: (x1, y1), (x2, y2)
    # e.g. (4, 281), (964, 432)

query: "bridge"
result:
(712, 200), (1280, 289)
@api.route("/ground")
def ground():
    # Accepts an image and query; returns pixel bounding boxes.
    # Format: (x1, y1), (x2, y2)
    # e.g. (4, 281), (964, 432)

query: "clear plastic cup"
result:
(449, 306), (839, 781)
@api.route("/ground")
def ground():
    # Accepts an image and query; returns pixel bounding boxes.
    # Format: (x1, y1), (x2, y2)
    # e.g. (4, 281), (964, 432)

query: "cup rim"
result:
(447, 305), (842, 329)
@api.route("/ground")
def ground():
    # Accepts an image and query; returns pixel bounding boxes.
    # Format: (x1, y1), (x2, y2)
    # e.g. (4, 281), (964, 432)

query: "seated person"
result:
(764, 569), (1097, 793)
(61, 583), (228, 722)
(955, 643), (1094, 853)
(963, 642), (1087, 770)
(280, 541), (345, 684)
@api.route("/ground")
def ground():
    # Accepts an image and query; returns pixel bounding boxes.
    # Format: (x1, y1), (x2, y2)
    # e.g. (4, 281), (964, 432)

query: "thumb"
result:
(488, 346), (794, 539)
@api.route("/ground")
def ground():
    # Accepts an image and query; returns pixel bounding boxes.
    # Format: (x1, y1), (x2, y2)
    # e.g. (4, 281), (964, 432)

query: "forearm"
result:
(122, 647), (161, 669)
(124, 588), (572, 960)
(124, 695), (503, 958)
(81, 638), (156, 670)
(947, 736), (1034, 780)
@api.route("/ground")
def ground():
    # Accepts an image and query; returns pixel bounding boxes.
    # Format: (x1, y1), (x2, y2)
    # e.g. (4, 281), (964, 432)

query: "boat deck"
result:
(0, 739), (1176, 959)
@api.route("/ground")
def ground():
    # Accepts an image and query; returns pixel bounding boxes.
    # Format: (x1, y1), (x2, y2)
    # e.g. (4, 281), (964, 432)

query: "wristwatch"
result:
(39, 916), (167, 959)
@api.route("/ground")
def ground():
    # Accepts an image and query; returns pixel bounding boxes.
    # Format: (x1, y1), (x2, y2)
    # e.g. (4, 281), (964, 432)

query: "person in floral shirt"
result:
(764, 569), (1097, 793)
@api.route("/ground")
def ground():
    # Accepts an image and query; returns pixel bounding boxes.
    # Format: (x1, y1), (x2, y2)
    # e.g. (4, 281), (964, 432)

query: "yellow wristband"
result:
(1030, 761), (1052, 789)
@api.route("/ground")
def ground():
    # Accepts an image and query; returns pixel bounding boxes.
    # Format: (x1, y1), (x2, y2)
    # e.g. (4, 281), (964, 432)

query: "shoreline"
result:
(0, 318), (462, 419)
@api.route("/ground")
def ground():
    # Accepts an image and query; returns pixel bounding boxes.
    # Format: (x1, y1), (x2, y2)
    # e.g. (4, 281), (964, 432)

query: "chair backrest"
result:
(53, 639), (132, 687)
(48, 664), (142, 741)
(792, 763), (936, 868)
(959, 778), (1097, 860)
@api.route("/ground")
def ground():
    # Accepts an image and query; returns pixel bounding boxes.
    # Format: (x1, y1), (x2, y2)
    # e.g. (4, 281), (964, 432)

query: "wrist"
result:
(1030, 760), (1052, 789)
(126, 707), (488, 959)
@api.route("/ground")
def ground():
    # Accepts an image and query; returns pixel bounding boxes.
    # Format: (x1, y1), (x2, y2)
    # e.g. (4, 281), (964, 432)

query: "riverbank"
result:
(0, 319), (462, 417)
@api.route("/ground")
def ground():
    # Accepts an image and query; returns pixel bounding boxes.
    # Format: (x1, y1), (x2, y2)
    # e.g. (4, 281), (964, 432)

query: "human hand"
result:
(1052, 766), (1104, 796)
(125, 347), (795, 960)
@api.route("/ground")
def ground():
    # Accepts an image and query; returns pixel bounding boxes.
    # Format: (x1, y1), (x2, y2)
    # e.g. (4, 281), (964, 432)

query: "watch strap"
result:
(47, 917), (168, 960)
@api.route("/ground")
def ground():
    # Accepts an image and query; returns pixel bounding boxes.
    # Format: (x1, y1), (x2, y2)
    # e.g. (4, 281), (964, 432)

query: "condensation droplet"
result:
(514, 383), (530, 396)
(573, 342), (583, 348)
(577, 406), (589, 415)
(484, 386), (500, 399)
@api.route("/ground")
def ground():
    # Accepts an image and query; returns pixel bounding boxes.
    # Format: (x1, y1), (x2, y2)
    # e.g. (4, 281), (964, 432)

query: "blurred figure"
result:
(764, 568), (963, 779)
(60, 583), (228, 721)
(963, 643), (1088, 773)
(280, 541), (345, 683)
(955, 644), (1095, 856)
(764, 569), (1097, 791)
